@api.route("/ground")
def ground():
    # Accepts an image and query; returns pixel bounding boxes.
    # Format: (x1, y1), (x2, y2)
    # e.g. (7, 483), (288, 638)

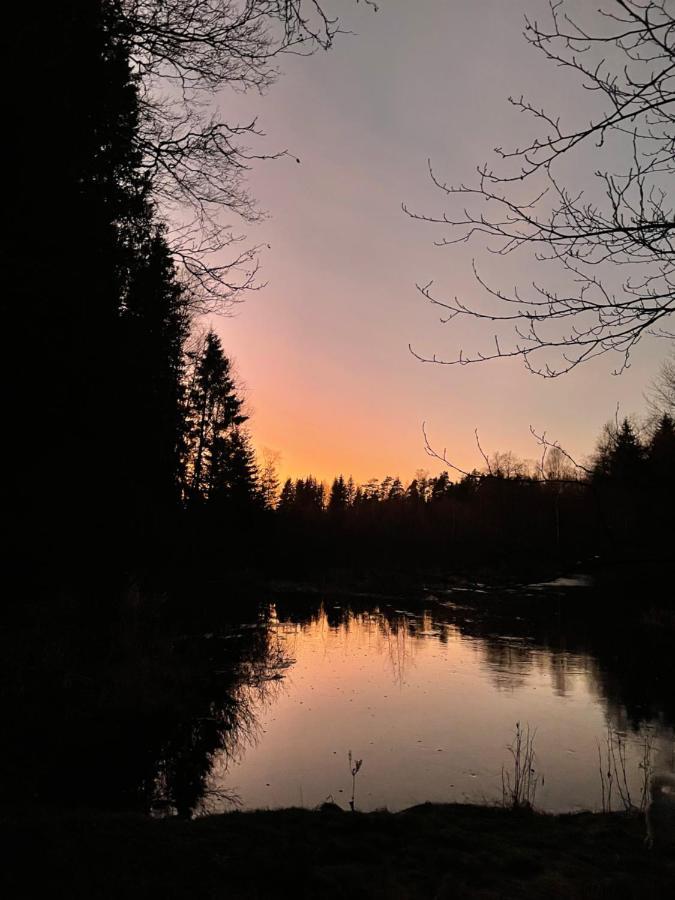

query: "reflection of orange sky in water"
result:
(211, 606), (674, 814)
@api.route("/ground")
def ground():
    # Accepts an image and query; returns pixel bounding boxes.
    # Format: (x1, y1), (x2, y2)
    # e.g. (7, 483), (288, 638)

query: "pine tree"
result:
(597, 419), (645, 485)
(294, 477), (324, 513)
(278, 479), (296, 512)
(209, 427), (260, 510)
(119, 231), (191, 516)
(183, 330), (247, 502)
(647, 414), (675, 486)
(328, 476), (349, 513)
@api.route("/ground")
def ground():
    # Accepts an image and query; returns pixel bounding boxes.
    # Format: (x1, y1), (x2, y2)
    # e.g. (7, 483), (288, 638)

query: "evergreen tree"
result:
(9, 1), (154, 564)
(10, 2), (196, 568)
(594, 419), (645, 485)
(209, 427), (260, 510)
(328, 476), (349, 513)
(294, 477), (325, 513)
(183, 330), (247, 503)
(277, 479), (296, 512)
(647, 414), (675, 488)
(118, 231), (191, 519)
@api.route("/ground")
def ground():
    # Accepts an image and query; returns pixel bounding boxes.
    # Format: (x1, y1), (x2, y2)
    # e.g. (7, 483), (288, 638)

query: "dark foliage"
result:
(265, 415), (674, 576)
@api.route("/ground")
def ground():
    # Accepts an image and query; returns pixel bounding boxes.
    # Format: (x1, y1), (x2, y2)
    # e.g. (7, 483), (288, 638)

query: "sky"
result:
(206, 0), (669, 484)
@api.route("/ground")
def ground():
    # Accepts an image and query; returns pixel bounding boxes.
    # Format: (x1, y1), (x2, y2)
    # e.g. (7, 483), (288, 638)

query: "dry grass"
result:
(501, 722), (540, 810)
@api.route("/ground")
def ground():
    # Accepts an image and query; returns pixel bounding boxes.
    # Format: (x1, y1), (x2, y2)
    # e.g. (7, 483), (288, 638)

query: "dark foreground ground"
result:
(3, 803), (674, 899)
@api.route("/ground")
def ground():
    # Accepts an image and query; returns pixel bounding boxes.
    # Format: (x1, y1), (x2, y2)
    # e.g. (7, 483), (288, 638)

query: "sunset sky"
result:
(209, 0), (667, 484)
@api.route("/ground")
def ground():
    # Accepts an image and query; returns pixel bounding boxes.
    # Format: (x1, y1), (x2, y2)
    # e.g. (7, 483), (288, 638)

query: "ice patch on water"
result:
(528, 575), (593, 589)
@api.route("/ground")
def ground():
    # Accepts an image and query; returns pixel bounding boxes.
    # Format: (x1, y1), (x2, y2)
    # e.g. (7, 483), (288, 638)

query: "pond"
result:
(206, 586), (675, 815)
(7, 580), (673, 818)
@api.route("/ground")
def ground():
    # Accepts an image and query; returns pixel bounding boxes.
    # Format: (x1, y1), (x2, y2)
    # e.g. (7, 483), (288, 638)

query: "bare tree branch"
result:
(422, 421), (588, 484)
(120, 1), (377, 306)
(408, 0), (675, 376)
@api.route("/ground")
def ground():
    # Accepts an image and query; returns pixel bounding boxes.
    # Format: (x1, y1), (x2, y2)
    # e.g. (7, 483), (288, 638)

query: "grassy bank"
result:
(3, 803), (673, 898)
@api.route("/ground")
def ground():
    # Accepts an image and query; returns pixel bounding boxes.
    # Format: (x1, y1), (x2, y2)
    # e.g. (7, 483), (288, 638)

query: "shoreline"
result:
(3, 801), (674, 898)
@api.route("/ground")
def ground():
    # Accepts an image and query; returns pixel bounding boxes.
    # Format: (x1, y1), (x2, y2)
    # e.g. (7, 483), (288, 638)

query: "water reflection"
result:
(208, 593), (675, 814)
(2, 603), (290, 819)
(6, 587), (673, 817)
(147, 626), (289, 817)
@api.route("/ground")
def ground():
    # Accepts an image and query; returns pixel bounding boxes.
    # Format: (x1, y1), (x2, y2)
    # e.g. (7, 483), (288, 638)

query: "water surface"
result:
(209, 592), (675, 813)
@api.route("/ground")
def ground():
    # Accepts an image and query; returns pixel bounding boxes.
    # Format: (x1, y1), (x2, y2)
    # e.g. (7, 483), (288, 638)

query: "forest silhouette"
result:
(6, 1), (673, 588)
(2, 5), (675, 897)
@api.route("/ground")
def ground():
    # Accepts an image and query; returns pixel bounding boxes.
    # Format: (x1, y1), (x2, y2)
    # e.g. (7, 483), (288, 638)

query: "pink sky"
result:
(205, 0), (668, 484)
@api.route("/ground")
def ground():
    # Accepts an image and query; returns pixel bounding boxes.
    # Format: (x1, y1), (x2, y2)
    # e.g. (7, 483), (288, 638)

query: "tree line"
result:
(7, 1), (346, 584)
(261, 405), (674, 574)
(7, 1), (672, 587)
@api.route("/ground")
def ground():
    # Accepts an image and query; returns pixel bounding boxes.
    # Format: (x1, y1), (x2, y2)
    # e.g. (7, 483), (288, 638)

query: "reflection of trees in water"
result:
(273, 601), (451, 687)
(12, 589), (672, 815)
(1, 594), (292, 818)
(199, 629), (292, 814)
(151, 626), (290, 817)
(435, 594), (675, 739)
(273, 591), (675, 740)
(276, 605), (418, 686)
(481, 641), (535, 692)
(267, 593), (675, 807)
(584, 640), (675, 734)
(547, 652), (591, 699)
(481, 639), (592, 697)
(384, 618), (415, 686)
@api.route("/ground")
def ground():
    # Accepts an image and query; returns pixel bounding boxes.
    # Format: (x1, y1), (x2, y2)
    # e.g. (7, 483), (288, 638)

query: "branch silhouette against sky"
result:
(406, 0), (674, 377)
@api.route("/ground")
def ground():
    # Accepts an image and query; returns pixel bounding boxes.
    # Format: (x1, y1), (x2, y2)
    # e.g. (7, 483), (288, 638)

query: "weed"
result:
(348, 750), (363, 812)
(501, 722), (539, 810)
(597, 725), (655, 814)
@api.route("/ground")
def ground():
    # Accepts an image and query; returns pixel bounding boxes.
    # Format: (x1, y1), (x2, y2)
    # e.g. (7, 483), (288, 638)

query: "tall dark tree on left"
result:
(7, 0), (361, 583)
(7, 1), (189, 579)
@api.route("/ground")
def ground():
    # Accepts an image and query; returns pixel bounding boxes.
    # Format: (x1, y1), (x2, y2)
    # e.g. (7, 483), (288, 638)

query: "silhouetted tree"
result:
(278, 479), (296, 512)
(647, 413), (675, 486)
(259, 449), (281, 510)
(365, 479), (384, 502)
(430, 471), (452, 501)
(118, 230), (192, 525)
(183, 329), (247, 502)
(406, 479), (423, 504)
(593, 418), (645, 485)
(388, 477), (405, 501)
(9, 0), (373, 582)
(8, 1), (185, 569)
(208, 427), (261, 510)
(328, 476), (349, 513)
(294, 477), (325, 513)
